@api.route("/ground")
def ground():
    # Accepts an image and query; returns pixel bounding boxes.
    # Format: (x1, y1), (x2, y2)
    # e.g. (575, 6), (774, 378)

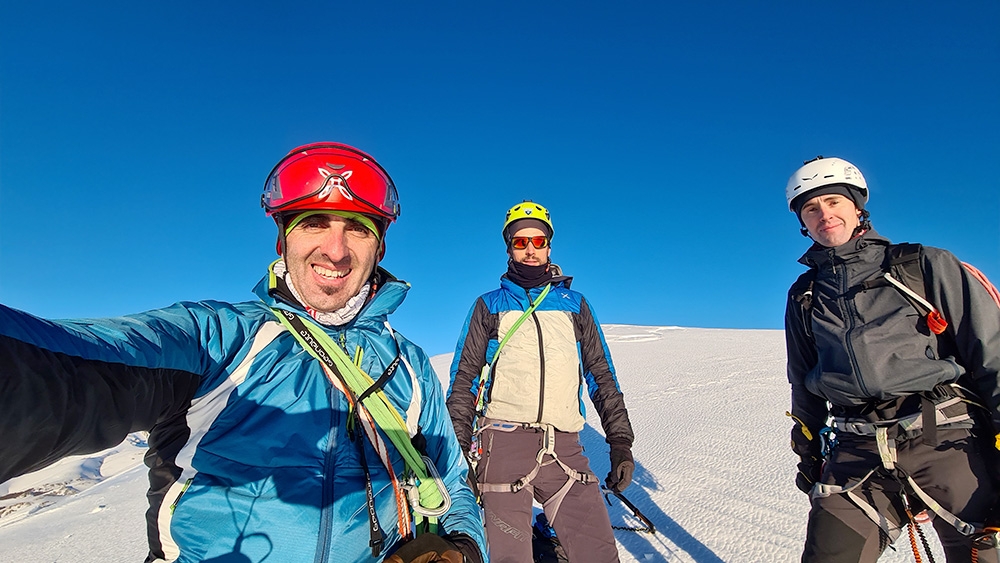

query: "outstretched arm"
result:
(0, 302), (238, 483)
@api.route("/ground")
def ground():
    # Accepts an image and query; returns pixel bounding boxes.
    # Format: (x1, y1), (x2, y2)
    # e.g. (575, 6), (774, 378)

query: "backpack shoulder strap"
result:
(878, 243), (950, 334)
(885, 243), (928, 301)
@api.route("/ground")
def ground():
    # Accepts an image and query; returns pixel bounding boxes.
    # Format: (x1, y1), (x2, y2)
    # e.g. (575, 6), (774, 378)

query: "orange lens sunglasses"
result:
(511, 236), (549, 250)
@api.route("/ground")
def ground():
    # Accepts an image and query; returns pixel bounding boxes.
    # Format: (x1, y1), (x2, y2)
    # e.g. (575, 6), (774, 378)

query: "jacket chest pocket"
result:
(333, 423), (403, 478)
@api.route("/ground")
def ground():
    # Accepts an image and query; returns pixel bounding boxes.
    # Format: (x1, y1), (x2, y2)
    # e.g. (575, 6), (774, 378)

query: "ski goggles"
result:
(510, 236), (549, 250)
(261, 143), (400, 221)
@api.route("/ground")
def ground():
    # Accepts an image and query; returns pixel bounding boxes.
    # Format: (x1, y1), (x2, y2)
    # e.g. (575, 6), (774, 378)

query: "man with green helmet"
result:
(784, 156), (1000, 562)
(447, 201), (635, 562)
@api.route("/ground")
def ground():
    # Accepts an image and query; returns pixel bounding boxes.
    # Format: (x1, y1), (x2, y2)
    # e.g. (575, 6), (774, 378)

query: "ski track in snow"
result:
(0, 326), (947, 562)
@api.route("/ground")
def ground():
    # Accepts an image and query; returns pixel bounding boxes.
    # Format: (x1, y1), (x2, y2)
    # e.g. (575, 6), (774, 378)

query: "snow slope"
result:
(0, 326), (945, 562)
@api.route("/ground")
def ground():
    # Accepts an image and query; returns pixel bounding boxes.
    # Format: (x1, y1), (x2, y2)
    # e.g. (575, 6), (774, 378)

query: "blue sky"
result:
(1, 1), (998, 355)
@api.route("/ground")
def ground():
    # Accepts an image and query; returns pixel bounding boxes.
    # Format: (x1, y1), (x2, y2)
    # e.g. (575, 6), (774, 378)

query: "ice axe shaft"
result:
(602, 488), (656, 534)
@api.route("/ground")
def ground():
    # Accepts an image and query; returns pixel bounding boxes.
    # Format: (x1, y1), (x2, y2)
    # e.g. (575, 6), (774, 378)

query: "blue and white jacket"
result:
(446, 272), (633, 450)
(0, 265), (486, 563)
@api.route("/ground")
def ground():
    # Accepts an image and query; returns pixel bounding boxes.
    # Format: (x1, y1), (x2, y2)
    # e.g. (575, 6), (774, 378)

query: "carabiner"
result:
(406, 455), (452, 518)
(819, 427), (838, 458)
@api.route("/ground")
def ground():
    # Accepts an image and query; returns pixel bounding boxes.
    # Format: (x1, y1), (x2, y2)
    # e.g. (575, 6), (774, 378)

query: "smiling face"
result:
(509, 226), (551, 266)
(283, 213), (380, 312)
(799, 193), (863, 248)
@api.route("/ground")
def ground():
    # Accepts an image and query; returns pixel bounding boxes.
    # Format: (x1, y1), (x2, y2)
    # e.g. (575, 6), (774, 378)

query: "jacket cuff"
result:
(445, 532), (484, 563)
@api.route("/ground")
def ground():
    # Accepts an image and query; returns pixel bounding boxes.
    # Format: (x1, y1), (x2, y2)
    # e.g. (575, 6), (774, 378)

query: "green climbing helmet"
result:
(502, 200), (553, 243)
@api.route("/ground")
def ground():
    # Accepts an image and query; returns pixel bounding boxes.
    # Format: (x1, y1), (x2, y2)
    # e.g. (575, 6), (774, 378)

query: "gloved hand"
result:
(385, 533), (464, 563)
(795, 456), (822, 495)
(605, 443), (634, 493)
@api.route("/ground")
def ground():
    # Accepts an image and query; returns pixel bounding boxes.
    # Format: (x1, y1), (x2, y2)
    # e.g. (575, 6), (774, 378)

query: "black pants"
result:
(802, 428), (999, 563)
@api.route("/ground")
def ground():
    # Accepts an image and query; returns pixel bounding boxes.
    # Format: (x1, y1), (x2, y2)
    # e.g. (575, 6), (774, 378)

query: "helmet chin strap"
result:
(275, 214), (289, 256)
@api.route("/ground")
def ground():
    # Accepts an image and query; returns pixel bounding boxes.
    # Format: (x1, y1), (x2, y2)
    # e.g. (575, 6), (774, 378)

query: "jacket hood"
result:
(253, 260), (410, 330)
(798, 229), (892, 270)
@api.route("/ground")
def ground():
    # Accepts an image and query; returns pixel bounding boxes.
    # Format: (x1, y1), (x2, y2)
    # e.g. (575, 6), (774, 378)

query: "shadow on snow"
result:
(580, 424), (725, 563)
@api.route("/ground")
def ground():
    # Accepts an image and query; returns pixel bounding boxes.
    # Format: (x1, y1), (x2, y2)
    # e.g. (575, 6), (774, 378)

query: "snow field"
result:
(2, 325), (948, 562)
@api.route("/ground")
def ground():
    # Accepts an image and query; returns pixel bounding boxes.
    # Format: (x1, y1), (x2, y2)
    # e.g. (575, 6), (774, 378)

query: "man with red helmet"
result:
(0, 143), (486, 563)
(447, 201), (635, 562)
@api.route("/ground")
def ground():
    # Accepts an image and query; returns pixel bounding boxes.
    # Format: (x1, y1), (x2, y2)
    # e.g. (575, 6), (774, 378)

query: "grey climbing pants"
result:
(476, 424), (619, 563)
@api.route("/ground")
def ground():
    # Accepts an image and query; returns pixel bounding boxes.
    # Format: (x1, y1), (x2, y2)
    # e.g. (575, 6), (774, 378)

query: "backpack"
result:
(532, 513), (569, 563)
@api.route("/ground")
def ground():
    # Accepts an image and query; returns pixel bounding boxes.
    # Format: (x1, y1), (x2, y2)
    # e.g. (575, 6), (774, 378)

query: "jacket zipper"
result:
(315, 386), (338, 563)
(532, 311), (546, 423)
(529, 287), (547, 423)
(837, 256), (872, 397)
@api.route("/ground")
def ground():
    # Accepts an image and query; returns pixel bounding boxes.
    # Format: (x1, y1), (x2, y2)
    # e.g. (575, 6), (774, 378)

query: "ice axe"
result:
(601, 487), (656, 534)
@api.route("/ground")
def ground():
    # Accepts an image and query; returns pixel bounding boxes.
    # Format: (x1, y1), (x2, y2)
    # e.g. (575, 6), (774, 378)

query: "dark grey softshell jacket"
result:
(785, 230), (1000, 445)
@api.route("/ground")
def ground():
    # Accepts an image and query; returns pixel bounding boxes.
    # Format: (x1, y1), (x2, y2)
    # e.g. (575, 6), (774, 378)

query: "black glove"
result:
(606, 443), (634, 493)
(795, 457), (822, 495)
(386, 533), (465, 563)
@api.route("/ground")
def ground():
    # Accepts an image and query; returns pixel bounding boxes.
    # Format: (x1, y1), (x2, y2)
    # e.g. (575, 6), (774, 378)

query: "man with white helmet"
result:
(784, 156), (1000, 562)
(0, 143), (486, 563)
(447, 201), (635, 562)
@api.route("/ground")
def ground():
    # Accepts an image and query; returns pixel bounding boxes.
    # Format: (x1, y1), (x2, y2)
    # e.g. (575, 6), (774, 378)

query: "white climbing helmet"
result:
(786, 156), (869, 213)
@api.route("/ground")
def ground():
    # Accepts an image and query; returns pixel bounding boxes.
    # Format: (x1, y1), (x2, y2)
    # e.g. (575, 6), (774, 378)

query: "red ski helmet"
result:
(262, 142), (400, 228)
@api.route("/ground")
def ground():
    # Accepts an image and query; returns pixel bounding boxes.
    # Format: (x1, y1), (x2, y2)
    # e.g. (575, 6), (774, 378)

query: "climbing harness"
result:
(810, 384), (1000, 562)
(790, 242), (1000, 562)
(476, 421), (596, 523)
(273, 308), (450, 557)
(601, 488), (656, 534)
(813, 388), (980, 538)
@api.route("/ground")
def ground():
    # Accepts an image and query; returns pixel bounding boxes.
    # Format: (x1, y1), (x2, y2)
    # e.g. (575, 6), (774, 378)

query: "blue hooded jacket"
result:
(0, 264), (486, 563)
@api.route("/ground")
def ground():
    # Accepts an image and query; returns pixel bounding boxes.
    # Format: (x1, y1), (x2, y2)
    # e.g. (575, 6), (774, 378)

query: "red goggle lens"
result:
(511, 236), (549, 250)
